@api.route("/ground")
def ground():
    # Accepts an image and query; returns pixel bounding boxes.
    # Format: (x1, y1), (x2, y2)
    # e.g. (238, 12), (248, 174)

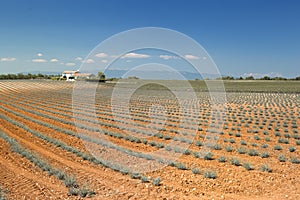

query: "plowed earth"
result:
(0, 80), (299, 199)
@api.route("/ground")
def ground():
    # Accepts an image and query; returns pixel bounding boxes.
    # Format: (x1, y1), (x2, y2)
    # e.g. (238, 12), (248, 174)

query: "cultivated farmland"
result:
(0, 80), (299, 199)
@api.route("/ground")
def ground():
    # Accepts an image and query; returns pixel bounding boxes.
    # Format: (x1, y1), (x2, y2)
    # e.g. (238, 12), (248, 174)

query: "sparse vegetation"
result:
(261, 164), (272, 172)
(0, 131), (95, 197)
(278, 155), (286, 162)
(218, 156), (227, 163)
(0, 80), (299, 198)
(152, 177), (161, 186)
(243, 162), (254, 171)
(192, 168), (201, 174)
(0, 186), (7, 200)
(203, 170), (217, 179)
(230, 157), (241, 166)
(290, 157), (300, 164)
(248, 149), (259, 156)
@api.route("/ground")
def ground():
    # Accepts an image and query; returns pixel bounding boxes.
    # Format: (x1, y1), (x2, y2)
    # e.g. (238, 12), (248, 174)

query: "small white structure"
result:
(61, 70), (93, 81)
(61, 70), (78, 81)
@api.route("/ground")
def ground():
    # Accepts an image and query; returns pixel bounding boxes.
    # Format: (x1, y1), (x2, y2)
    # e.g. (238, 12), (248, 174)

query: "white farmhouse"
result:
(61, 70), (93, 81)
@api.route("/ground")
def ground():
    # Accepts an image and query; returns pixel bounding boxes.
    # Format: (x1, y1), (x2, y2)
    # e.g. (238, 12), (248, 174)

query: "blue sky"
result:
(0, 0), (299, 78)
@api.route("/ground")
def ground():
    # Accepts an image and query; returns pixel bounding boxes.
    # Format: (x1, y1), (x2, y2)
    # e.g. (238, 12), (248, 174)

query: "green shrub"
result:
(214, 144), (222, 150)
(175, 162), (187, 170)
(204, 152), (214, 160)
(235, 133), (241, 137)
(192, 168), (201, 174)
(290, 157), (300, 164)
(278, 138), (289, 144)
(141, 139), (148, 144)
(243, 162), (253, 170)
(274, 132), (281, 137)
(203, 170), (217, 179)
(152, 177), (161, 186)
(141, 176), (149, 183)
(288, 146), (296, 152)
(149, 141), (156, 146)
(225, 145), (233, 152)
(292, 134), (299, 139)
(254, 135), (260, 140)
(195, 141), (203, 146)
(263, 131), (269, 135)
(193, 152), (200, 158)
(278, 155), (286, 162)
(218, 156), (226, 163)
(250, 143), (258, 147)
(156, 143), (164, 149)
(237, 147), (247, 154)
(184, 149), (191, 155)
(165, 146), (172, 151)
(260, 152), (270, 158)
(265, 137), (271, 142)
(248, 149), (259, 156)
(56, 171), (66, 180)
(230, 158), (241, 166)
(79, 184), (95, 197)
(130, 173), (142, 179)
(261, 143), (268, 148)
(64, 175), (77, 188)
(68, 187), (79, 196)
(0, 186), (7, 200)
(274, 145), (282, 150)
(261, 164), (272, 172)
(229, 138), (236, 143)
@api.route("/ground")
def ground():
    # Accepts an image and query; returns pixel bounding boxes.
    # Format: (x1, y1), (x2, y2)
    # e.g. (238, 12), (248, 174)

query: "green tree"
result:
(260, 76), (271, 80)
(97, 71), (106, 80)
(17, 73), (25, 79)
(245, 76), (254, 80)
(222, 76), (234, 80)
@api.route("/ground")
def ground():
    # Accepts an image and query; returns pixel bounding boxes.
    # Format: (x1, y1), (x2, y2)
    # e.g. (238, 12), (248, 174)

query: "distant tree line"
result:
(216, 76), (300, 81)
(0, 72), (299, 81)
(0, 73), (60, 80)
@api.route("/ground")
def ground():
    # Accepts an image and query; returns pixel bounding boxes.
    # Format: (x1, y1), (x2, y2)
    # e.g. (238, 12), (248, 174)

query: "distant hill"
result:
(104, 69), (222, 80)
(19, 71), (61, 75)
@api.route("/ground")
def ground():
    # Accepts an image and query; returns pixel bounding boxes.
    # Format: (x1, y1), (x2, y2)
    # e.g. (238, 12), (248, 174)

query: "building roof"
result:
(74, 73), (93, 77)
(62, 70), (79, 74)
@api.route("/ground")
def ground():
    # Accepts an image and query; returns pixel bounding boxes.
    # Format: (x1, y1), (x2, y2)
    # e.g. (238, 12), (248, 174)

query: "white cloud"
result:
(65, 62), (76, 66)
(37, 53), (43, 57)
(50, 58), (59, 62)
(184, 54), (200, 60)
(1, 57), (16, 62)
(75, 57), (83, 61)
(101, 59), (108, 63)
(32, 59), (47, 63)
(159, 55), (179, 60)
(121, 53), (150, 59)
(160, 55), (172, 60)
(110, 55), (118, 58)
(95, 53), (108, 58)
(82, 59), (95, 64)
